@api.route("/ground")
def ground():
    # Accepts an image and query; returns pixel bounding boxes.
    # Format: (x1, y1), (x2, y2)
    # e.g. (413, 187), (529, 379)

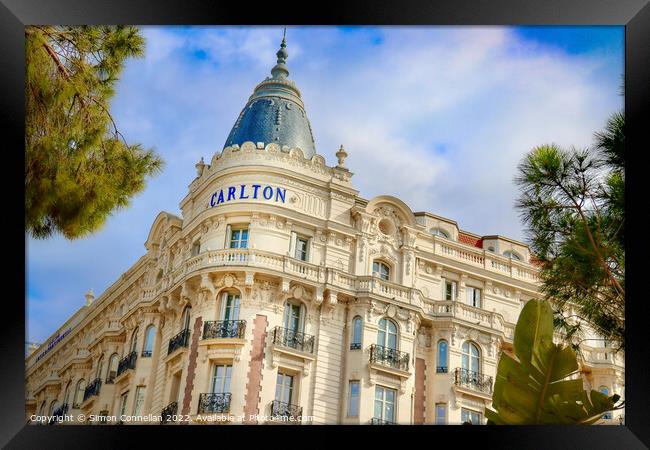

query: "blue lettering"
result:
(227, 186), (236, 201)
(263, 186), (273, 200)
(275, 187), (286, 203)
(216, 190), (225, 204)
(240, 184), (249, 199)
(252, 184), (261, 199)
(210, 192), (217, 207)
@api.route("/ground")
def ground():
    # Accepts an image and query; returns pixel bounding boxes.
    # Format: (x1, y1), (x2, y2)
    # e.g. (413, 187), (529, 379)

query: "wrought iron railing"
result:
(454, 367), (493, 394)
(105, 370), (117, 384)
(202, 320), (246, 339)
(48, 403), (68, 424)
(370, 418), (397, 425)
(141, 350), (153, 357)
(350, 343), (362, 350)
(369, 344), (409, 371)
(116, 351), (137, 377)
(197, 393), (231, 414)
(168, 328), (190, 355)
(270, 400), (302, 422)
(161, 401), (178, 424)
(436, 366), (448, 373)
(272, 327), (315, 354)
(83, 377), (102, 402)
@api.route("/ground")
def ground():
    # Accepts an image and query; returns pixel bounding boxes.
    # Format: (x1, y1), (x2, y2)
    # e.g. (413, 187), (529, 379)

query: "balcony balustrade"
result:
(160, 401), (178, 424)
(271, 326), (315, 354)
(83, 377), (102, 402)
(202, 320), (246, 340)
(454, 367), (493, 394)
(116, 351), (137, 377)
(197, 393), (231, 414)
(168, 328), (191, 355)
(270, 399), (302, 422)
(370, 418), (397, 425)
(369, 344), (409, 371)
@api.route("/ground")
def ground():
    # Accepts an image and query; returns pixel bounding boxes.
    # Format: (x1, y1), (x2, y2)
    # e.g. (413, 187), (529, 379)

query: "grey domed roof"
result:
(224, 35), (317, 159)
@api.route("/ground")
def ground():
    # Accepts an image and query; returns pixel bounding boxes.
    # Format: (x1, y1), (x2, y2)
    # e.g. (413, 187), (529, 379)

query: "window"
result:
(437, 340), (448, 373)
(211, 364), (232, 394)
(133, 386), (145, 416)
(443, 279), (457, 301)
(142, 325), (156, 357)
(191, 240), (201, 257)
(48, 400), (57, 415)
(130, 327), (139, 354)
(119, 392), (129, 417)
(351, 316), (362, 350)
(295, 236), (309, 261)
(600, 386), (612, 419)
(229, 227), (249, 249)
(377, 318), (398, 350)
(466, 287), (481, 308)
(107, 354), (119, 383)
(348, 381), (360, 417)
(374, 386), (396, 423)
(435, 403), (447, 424)
(181, 306), (191, 331)
(275, 372), (294, 405)
(74, 379), (86, 408)
(63, 382), (71, 406)
(462, 341), (480, 374)
(373, 261), (390, 281)
(461, 408), (481, 424)
(431, 228), (449, 239)
(503, 250), (521, 261)
(220, 292), (241, 321)
(283, 301), (304, 333)
(96, 355), (104, 380)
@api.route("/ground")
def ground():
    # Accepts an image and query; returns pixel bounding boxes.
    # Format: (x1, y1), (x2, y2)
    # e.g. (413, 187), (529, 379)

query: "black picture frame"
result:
(3, 0), (648, 448)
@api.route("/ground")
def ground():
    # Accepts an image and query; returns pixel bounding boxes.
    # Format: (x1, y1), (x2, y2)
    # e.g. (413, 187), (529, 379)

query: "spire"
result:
(271, 28), (289, 79)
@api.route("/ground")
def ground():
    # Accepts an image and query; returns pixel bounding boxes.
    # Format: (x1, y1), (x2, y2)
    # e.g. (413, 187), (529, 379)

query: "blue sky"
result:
(26, 26), (624, 345)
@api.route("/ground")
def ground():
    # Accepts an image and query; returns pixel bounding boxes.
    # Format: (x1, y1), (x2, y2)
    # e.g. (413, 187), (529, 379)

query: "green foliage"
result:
(25, 25), (163, 239)
(485, 299), (622, 425)
(514, 113), (625, 350)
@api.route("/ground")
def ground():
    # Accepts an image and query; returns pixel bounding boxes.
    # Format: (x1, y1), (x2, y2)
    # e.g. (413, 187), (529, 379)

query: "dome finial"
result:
(271, 27), (289, 79)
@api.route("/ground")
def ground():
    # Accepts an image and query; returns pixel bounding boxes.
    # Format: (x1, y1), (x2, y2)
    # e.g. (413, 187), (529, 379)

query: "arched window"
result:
(130, 327), (139, 354)
(351, 316), (363, 350)
(38, 401), (46, 416)
(431, 228), (449, 239)
(142, 325), (156, 357)
(181, 306), (191, 331)
(372, 261), (390, 281)
(503, 250), (521, 261)
(107, 353), (119, 383)
(96, 355), (104, 380)
(74, 379), (86, 407)
(48, 399), (57, 415)
(63, 381), (72, 406)
(220, 291), (241, 321)
(437, 340), (448, 373)
(283, 300), (305, 333)
(377, 318), (398, 350)
(461, 341), (480, 374)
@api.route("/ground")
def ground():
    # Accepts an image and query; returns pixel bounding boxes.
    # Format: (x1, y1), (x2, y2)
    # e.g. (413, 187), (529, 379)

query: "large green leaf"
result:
(486, 299), (621, 424)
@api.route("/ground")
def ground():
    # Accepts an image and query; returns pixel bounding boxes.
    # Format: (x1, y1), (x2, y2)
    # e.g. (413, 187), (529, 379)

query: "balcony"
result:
(370, 418), (397, 425)
(271, 327), (314, 354)
(454, 368), (493, 394)
(197, 393), (231, 414)
(48, 403), (68, 424)
(202, 320), (246, 340)
(83, 377), (102, 402)
(141, 350), (152, 358)
(105, 370), (117, 384)
(436, 366), (448, 373)
(270, 400), (302, 423)
(168, 328), (190, 355)
(161, 401), (178, 424)
(116, 351), (137, 377)
(369, 344), (409, 372)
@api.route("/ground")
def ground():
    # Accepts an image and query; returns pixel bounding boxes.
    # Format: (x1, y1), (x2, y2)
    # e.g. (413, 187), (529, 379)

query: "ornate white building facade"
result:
(25, 35), (624, 426)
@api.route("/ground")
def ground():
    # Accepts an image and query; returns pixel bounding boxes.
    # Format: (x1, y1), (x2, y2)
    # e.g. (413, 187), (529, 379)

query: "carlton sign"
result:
(209, 184), (286, 207)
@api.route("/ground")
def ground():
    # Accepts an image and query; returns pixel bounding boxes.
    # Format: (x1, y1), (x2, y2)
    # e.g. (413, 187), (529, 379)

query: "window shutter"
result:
(224, 224), (232, 248)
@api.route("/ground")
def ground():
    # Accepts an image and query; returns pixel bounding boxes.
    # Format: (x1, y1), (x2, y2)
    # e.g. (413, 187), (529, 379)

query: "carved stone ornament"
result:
(224, 274), (235, 288)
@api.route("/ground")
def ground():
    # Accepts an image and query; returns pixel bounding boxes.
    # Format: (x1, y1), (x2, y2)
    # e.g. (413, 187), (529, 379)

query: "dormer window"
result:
(431, 228), (449, 239)
(372, 261), (390, 281)
(503, 250), (521, 261)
